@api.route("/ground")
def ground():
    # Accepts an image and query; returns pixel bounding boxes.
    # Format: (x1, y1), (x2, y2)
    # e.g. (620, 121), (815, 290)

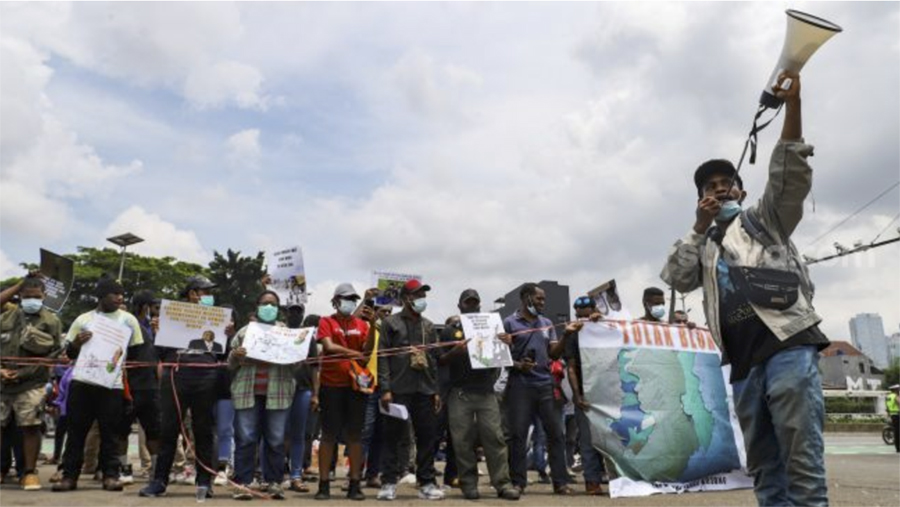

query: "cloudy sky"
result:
(1, 1), (898, 343)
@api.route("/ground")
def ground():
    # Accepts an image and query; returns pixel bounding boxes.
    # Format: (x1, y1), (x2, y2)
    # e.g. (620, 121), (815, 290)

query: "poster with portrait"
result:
(155, 299), (232, 350)
(371, 271), (420, 307)
(266, 246), (308, 307)
(72, 315), (132, 389)
(39, 248), (75, 313)
(243, 323), (315, 365)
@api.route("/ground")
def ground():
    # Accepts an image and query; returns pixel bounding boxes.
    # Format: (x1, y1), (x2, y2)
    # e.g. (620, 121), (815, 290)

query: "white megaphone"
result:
(759, 9), (842, 108)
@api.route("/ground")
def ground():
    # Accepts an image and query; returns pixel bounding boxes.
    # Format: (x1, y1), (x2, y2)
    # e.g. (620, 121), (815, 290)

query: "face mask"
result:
(199, 295), (215, 306)
(411, 298), (428, 314)
(650, 304), (667, 320)
(338, 299), (357, 316)
(717, 200), (742, 222)
(21, 298), (43, 314)
(257, 304), (279, 323)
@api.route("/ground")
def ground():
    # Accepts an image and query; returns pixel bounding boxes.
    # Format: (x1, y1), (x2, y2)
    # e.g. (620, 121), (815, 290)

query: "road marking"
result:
(825, 445), (897, 455)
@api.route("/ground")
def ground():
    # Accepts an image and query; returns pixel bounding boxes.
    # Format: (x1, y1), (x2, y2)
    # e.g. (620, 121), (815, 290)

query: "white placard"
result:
(266, 246), (308, 307)
(460, 313), (514, 369)
(379, 402), (410, 420)
(242, 323), (314, 365)
(72, 315), (132, 389)
(372, 270), (420, 307)
(155, 299), (232, 350)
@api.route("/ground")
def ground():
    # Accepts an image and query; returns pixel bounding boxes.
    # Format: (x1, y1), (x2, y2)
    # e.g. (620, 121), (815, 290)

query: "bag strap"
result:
(740, 208), (777, 248)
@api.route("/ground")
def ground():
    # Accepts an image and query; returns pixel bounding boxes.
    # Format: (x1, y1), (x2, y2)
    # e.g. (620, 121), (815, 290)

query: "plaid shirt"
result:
(228, 324), (297, 410)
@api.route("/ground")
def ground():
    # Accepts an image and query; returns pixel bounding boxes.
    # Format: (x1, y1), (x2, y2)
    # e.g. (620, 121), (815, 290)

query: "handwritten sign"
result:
(266, 246), (307, 307)
(155, 299), (232, 350)
(372, 271), (420, 307)
(39, 248), (75, 313)
(460, 313), (513, 369)
(243, 323), (314, 365)
(72, 315), (132, 389)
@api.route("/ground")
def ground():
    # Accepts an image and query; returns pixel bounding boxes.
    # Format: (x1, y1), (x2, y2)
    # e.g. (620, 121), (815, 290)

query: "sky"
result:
(1, 1), (898, 343)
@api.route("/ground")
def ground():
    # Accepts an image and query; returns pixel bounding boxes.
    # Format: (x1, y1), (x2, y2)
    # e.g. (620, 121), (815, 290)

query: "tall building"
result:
(495, 280), (570, 325)
(849, 313), (889, 369)
(888, 332), (900, 369)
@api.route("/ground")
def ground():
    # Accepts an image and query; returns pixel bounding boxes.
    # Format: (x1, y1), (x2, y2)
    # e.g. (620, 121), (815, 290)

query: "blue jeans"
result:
(216, 399), (235, 466)
(288, 389), (312, 480)
(528, 414), (547, 473)
(731, 346), (827, 507)
(361, 392), (382, 480)
(575, 408), (605, 483)
(233, 397), (290, 485)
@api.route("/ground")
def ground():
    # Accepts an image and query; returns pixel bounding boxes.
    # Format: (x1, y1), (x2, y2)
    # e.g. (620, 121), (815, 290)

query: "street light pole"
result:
(107, 233), (145, 282)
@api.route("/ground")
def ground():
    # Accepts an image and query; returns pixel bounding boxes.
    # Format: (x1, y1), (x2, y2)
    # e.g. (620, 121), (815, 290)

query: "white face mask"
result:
(338, 299), (357, 316)
(650, 304), (667, 320)
(411, 298), (427, 314)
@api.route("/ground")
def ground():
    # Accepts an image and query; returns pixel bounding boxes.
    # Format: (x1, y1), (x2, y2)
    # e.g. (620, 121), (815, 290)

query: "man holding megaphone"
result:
(662, 72), (830, 507)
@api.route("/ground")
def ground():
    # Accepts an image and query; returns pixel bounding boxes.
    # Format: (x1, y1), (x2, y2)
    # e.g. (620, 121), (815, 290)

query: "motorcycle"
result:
(882, 419), (895, 446)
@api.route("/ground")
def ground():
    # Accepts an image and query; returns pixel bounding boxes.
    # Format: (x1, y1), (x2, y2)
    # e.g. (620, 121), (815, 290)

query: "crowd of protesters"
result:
(1, 270), (668, 502)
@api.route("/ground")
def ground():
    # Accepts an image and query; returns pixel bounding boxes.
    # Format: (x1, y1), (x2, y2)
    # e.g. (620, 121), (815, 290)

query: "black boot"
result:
(347, 479), (365, 501)
(314, 480), (330, 500)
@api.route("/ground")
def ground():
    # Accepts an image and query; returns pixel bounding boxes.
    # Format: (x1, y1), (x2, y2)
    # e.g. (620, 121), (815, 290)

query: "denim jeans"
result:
(233, 396), (290, 485)
(216, 399), (235, 467)
(507, 382), (568, 488)
(288, 389), (312, 480)
(575, 408), (605, 483)
(361, 391), (382, 480)
(528, 414), (547, 473)
(731, 346), (827, 507)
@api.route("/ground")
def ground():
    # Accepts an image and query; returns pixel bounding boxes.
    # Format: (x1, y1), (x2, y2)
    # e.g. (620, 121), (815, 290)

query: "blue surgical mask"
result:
(411, 298), (428, 314)
(21, 298), (43, 314)
(257, 304), (278, 323)
(650, 304), (667, 320)
(717, 200), (742, 222)
(199, 295), (215, 307)
(338, 299), (357, 316)
(527, 305), (540, 316)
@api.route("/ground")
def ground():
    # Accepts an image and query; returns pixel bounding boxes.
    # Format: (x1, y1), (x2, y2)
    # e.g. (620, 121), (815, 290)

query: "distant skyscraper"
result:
(888, 332), (900, 368)
(849, 313), (889, 369)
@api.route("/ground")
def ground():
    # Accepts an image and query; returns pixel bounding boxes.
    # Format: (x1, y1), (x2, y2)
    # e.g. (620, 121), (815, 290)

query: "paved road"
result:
(1, 433), (897, 506)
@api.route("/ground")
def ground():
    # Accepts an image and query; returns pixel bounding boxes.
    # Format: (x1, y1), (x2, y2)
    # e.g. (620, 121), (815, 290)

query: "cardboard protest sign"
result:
(155, 299), (232, 350)
(579, 320), (751, 497)
(371, 271), (420, 307)
(588, 279), (632, 321)
(266, 246), (307, 307)
(243, 323), (314, 365)
(39, 249), (75, 313)
(72, 315), (132, 389)
(459, 312), (513, 369)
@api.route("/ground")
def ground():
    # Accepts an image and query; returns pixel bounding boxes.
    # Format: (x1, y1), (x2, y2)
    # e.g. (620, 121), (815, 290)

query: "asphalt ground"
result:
(0, 433), (896, 507)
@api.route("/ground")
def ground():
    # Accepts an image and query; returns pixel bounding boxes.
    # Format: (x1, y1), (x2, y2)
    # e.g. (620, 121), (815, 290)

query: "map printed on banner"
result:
(459, 313), (513, 369)
(242, 323), (315, 365)
(155, 300), (233, 350)
(579, 320), (752, 498)
(39, 248), (75, 314)
(72, 314), (132, 389)
(371, 271), (420, 307)
(266, 246), (307, 307)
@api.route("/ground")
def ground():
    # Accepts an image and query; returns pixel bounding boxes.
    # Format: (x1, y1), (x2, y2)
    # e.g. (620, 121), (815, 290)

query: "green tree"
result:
(884, 358), (900, 388)
(207, 249), (266, 328)
(2, 247), (206, 327)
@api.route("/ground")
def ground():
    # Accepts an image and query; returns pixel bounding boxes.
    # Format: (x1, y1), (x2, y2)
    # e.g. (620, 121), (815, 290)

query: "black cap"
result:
(132, 289), (156, 308)
(181, 275), (217, 297)
(694, 159), (743, 197)
(458, 289), (480, 304)
(95, 277), (124, 299)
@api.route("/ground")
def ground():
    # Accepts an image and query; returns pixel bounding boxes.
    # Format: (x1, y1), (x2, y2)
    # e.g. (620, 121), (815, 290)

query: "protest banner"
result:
(242, 322), (314, 365)
(266, 246), (307, 307)
(371, 271), (420, 307)
(459, 312), (513, 369)
(72, 315), (132, 389)
(39, 248), (75, 313)
(155, 299), (232, 350)
(587, 279), (632, 321)
(579, 320), (752, 497)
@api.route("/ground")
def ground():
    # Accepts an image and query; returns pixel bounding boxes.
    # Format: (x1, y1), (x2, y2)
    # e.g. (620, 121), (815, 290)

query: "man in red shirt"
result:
(315, 283), (376, 501)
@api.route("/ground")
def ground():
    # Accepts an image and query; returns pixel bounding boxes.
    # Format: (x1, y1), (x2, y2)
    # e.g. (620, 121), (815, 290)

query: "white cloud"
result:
(0, 249), (20, 280)
(103, 206), (208, 264)
(225, 129), (261, 170)
(389, 49), (483, 123)
(184, 61), (268, 110)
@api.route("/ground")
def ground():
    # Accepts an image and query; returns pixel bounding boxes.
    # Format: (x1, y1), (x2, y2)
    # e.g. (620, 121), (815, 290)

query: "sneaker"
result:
(399, 472), (416, 485)
(498, 486), (521, 501)
(347, 480), (365, 501)
(139, 480), (168, 497)
(314, 480), (330, 500)
(51, 477), (77, 491)
(102, 477), (124, 491)
(176, 465), (196, 485)
(49, 470), (63, 483)
(214, 470), (229, 486)
(418, 483), (445, 500)
(267, 482), (285, 500)
(377, 483), (397, 501)
(232, 486), (253, 500)
(21, 473), (41, 491)
(120, 464), (135, 485)
(552, 483), (575, 495)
